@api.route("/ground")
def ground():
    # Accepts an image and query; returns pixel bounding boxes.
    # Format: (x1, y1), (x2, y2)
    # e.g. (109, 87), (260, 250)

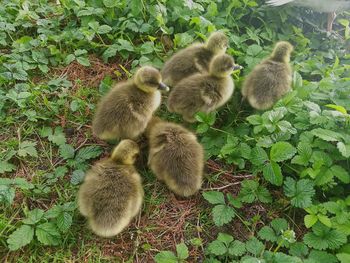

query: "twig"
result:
(202, 182), (242, 191)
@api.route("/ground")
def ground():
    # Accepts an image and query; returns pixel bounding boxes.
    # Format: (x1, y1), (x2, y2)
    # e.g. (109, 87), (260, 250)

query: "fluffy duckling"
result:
(78, 139), (143, 237)
(167, 54), (239, 122)
(241, 41), (293, 110)
(145, 117), (204, 197)
(161, 31), (229, 86)
(92, 66), (169, 140)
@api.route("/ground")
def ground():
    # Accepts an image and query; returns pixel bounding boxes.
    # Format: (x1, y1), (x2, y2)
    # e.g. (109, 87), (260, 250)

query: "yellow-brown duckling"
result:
(78, 139), (143, 237)
(167, 54), (239, 122)
(241, 41), (293, 110)
(161, 31), (229, 87)
(92, 66), (169, 140)
(145, 117), (204, 197)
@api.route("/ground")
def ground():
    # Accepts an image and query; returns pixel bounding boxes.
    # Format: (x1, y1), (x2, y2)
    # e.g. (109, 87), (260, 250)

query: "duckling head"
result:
(270, 41), (294, 63)
(206, 32), (229, 54)
(134, 66), (169, 93)
(111, 139), (140, 165)
(209, 54), (241, 78)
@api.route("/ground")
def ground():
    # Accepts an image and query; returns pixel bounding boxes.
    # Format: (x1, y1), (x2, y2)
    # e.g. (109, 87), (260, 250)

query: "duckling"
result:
(78, 139), (143, 237)
(167, 54), (239, 122)
(241, 41), (293, 110)
(92, 66), (169, 140)
(161, 31), (229, 87)
(145, 117), (204, 197)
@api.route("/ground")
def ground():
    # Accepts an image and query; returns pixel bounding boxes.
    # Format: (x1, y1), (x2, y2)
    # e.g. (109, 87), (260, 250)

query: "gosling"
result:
(161, 31), (229, 86)
(78, 139), (143, 237)
(92, 66), (169, 140)
(241, 41), (293, 110)
(167, 54), (239, 122)
(145, 117), (204, 197)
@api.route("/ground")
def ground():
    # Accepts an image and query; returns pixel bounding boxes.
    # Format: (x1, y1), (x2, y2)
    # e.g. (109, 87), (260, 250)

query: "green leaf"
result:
(227, 194), (242, 208)
(56, 212), (72, 232)
(289, 242), (309, 257)
(176, 243), (189, 260)
(308, 250), (338, 263)
(35, 222), (61, 245)
(129, 0), (142, 16)
(217, 233), (234, 245)
(207, 239), (227, 256)
(0, 161), (16, 174)
(7, 225), (34, 251)
(330, 165), (350, 183)
(270, 218), (288, 233)
(337, 142), (350, 158)
(212, 205), (235, 226)
(154, 251), (178, 263)
(256, 186), (272, 203)
(59, 144), (75, 160)
(291, 142), (312, 166)
(23, 208), (44, 225)
(18, 141), (38, 158)
(337, 253), (350, 263)
(284, 177), (315, 208)
(48, 128), (66, 146)
(247, 115), (262, 125)
(202, 191), (225, 205)
(245, 237), (265, 256)
(196, 123), (209, 133)
(311, 128), (343, 142)
(263, 161), (283, 186)
(98, 25), (112, 34)
(325, 104), (347, 114)
(305, 214), (318, 228)
(250, 147), (268, 165)
(317, 215), (332, 228)
(103, 0), (119, 8)
(258, 226), (277, 242)
(75, 146), (103, 163)
(0, 185), (15, 205)
(270, 142), (296, 162)
(118, 39), (134, 51)
(228, 240), (246, 257)
(70, 170), (85, 185)
(65, 54), (75, 65)
(76, 56), (90, 67)
(304, 223), (347, 250)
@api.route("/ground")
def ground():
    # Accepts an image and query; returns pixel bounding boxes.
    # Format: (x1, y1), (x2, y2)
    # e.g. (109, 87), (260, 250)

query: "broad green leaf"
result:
(337, 253), (350, 263)
(59, 144), (75, 160)
(308, 250), (338, 263)
(35, 222), (61, 245)
(0, 185), (15, 205)
(284, 177), (315, 208)
(7, 225), (34, 251)
(56, 212), (72, 232)
(228, 240), (246, 257)
(245, 237), (265, 256)
(317, 214), (332, 228)
(227, 193), (242, 208)
(304, 214), (318, 228)
(103, 0), (119, 8)
(337, 142), (350, 158)
(118, 39), (134, 51)
(270, 218), (288, 233)
(311, 128), (343, 142)
(331, 165), (350, 183)
(270, 142), (296, 162)
(263, 161), (283, 186)
(48, 128), (66, 146)
(18, 141), (38, 158)
(176, 243), (189, 260)
(207, 239), (227, 256)
(212, 205), (235, 226)
(76, 56), (90, 66)
(217, 233), (234, 245)
(250, 147), (268, 165)
(154, 251), (177, 263)
(246, 115), (262, 125)
(258, 226), (277, 242)
(196, 123), (209, 133)
(202, 191), (225, 205)
(0, 161), (16, 174)
(70, 170), (85, 185)
(289, 242), (309, 257)
(23, 208), (44, 225)
(325, 104), (347, 114)
(75, 146), (103, 163)
(98, 25), (112, 34)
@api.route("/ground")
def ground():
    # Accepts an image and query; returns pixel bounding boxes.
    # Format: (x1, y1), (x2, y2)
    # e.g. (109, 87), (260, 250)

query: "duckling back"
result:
(241, 58), (292, 110)
(161, 43), (214, 87)
(92, 81), (161, 140)
(147, 121), (204, 197)
(78, 146), (143, 237)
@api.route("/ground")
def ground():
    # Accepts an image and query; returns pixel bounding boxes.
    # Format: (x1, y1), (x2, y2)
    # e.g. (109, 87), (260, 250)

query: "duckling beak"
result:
(233, 65), (243, 71)
(158, 82), (170, 92)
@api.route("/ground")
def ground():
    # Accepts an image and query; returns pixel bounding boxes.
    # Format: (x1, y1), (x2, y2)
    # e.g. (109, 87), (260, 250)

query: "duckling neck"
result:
(270, 53), (290, 63)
